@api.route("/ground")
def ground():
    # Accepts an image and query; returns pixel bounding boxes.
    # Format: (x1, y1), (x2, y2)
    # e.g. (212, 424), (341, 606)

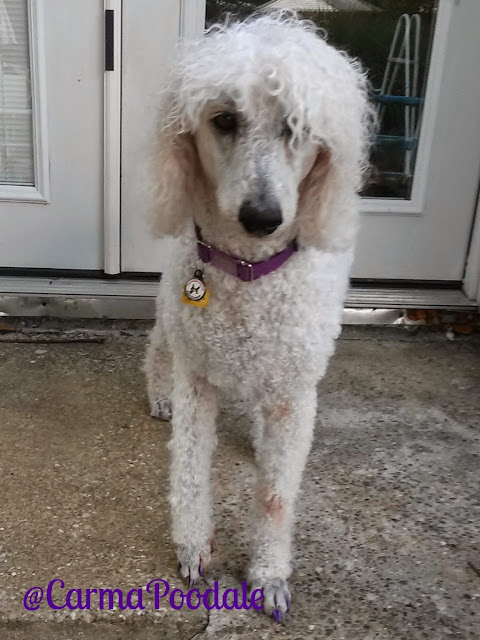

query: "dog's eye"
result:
(212, 112), (237, 134)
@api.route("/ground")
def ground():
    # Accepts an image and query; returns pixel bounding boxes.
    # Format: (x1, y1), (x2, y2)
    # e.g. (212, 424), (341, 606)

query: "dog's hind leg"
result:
(248, 385), (317, 621)
(169, 364), (218, 584)
(144, 321), (173, 420)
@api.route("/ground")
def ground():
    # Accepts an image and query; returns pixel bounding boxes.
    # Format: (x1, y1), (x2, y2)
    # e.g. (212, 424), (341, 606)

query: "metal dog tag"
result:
(182, 270), (210, 308)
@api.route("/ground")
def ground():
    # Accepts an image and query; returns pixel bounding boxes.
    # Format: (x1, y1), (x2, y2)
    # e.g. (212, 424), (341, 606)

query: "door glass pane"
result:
(205, 1), (438, 200)
(0, 0), (34, 186)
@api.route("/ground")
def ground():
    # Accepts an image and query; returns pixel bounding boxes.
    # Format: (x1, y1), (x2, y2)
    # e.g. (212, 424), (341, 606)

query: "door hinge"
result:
(105, 9), (114, 71)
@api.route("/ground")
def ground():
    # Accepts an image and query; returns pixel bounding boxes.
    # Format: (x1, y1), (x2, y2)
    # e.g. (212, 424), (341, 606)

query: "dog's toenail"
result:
(190, 578), (195, 587)
(199, 565), (204, 577)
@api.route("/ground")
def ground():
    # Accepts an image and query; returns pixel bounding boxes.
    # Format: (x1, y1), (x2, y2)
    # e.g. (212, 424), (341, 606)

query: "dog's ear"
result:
(147, 125), (205, 238)
(296, 148), (359, 252)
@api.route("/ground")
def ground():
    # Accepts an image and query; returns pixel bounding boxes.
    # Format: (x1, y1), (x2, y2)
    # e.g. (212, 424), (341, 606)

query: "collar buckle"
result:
(239, 260), (254, 282)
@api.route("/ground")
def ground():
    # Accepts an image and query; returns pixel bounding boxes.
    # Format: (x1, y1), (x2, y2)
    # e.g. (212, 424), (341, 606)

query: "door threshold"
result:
(0, 276), (477, 319)
(345, 286), (477, 311)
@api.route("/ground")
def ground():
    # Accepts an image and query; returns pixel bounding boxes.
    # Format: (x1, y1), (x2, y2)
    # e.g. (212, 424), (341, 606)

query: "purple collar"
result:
(195, 225), (298, 283)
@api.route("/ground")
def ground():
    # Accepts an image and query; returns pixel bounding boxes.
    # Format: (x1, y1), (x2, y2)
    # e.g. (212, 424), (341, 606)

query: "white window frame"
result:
(0, 0), (50, 203)
(361, 0), (453, 217)
(181, 0), (453, 218)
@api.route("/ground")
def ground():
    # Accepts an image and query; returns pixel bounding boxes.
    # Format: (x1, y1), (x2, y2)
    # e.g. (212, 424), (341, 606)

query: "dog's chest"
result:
(164, 246), (351, 392)
(180, 277), (295, 382)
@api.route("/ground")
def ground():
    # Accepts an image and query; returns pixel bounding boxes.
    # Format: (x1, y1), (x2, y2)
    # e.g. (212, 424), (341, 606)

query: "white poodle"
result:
(145, 12), (372, 622)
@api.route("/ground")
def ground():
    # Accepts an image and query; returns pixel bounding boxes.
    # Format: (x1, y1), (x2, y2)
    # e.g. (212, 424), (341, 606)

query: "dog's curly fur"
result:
(144, 12), (373, 619)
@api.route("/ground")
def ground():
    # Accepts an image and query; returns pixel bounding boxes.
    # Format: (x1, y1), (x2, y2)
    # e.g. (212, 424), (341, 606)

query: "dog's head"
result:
(149, 12), (374, 253)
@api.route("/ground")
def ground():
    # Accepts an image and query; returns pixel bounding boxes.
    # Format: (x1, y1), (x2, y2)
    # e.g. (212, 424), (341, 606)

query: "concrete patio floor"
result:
(0, 324), (478, 640)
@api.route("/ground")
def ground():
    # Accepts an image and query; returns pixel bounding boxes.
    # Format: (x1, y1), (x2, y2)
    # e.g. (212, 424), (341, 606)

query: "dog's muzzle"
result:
(239, 199), (282, 236)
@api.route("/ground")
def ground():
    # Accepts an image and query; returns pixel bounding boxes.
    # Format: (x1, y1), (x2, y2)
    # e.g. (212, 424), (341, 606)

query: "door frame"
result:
(181, 0), (206, 39)
(464, 188), (480, 304)
(104, 0), (122, 274)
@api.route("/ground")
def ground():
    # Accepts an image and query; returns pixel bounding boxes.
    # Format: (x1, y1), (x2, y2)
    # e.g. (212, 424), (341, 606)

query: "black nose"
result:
(239, 200), (283, 236)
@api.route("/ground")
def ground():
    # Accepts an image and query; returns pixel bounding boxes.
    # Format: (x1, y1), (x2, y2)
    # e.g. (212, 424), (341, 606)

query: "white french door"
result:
(120, 0), (480, 282)
(0, 0), (104, 270)
(353, 0), (480, 280)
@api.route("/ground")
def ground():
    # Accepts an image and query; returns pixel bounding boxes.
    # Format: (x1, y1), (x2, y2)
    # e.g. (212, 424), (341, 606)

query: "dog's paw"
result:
(251, 578), (291, 622)
(177, 543), (211, 586)
(150, 398), (172, 421)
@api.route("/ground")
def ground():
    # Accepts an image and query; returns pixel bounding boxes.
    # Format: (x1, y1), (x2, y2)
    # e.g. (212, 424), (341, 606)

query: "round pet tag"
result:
(185, 274), (206, 301)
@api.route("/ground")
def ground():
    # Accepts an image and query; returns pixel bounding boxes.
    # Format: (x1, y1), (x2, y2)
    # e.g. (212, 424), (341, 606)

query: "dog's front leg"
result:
(169, 365), (218, 585)
(249, 385), (317, 620)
